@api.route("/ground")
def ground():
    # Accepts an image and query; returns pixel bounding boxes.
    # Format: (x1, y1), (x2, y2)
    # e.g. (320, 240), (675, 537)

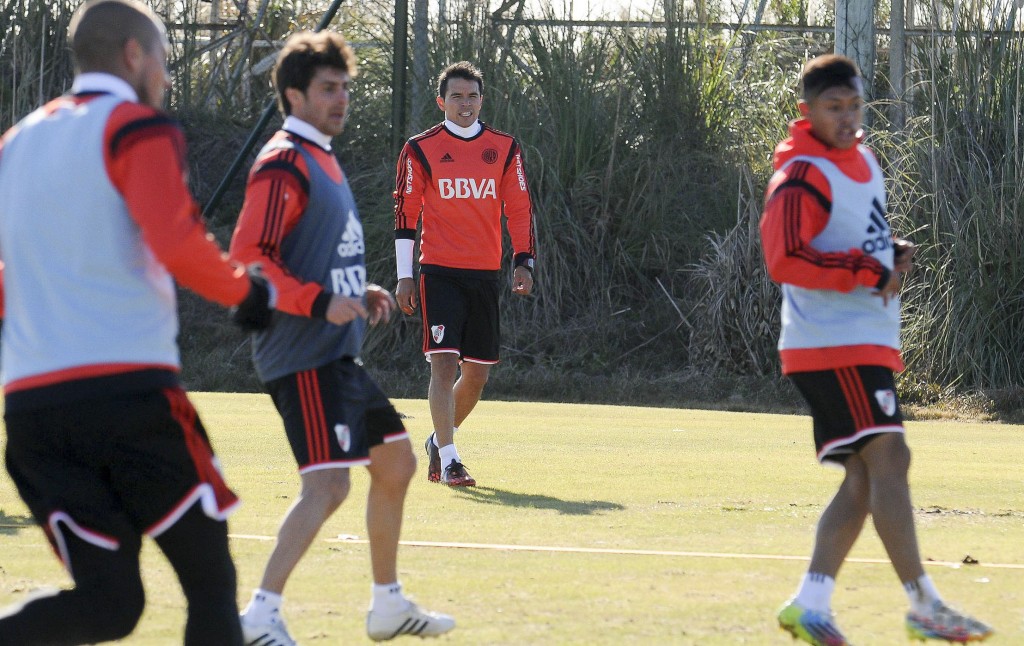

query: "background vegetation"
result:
(3, 0), (1024, 418)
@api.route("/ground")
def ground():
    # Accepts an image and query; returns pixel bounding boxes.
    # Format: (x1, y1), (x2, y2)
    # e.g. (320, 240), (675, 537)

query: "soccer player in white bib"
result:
(760, 54), (992, 645)
(0, 1), (272, 643)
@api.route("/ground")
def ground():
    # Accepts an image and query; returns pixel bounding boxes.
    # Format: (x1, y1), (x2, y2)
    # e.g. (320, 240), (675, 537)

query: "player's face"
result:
(137, 36), (170, 109)
(799, 85), (863, 150)
(437, 77), (482, 128)
(288, 67), (351, 137)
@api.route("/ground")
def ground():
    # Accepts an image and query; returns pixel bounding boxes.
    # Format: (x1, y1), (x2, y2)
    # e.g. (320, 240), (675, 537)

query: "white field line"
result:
(228, 534), (1024, 570)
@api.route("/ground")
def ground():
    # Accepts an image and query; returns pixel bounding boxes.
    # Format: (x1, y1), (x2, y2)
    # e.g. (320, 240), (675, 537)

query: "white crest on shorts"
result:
(874, 389), (897, 417)
(334, 424), (352, 452)
(431, 324), (445, 344)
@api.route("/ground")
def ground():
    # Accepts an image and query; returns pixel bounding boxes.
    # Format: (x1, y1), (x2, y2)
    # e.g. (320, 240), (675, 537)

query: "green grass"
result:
(1, 394), (1022, 643)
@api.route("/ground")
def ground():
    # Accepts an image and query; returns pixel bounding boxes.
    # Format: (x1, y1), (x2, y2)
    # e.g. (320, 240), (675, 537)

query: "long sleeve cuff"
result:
(395, 238), (415, 280)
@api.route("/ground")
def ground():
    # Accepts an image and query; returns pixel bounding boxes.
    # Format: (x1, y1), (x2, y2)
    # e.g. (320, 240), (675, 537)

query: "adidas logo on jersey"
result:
(440, 153), (455, 163)
(336, 210), (365, 257)
(861, 198), (891, 254)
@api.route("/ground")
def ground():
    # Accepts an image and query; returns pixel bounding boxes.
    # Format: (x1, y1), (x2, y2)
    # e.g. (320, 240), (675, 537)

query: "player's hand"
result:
(325, 294), (367, 326)
(512, 266), (533, 296)
(366, 284), (396, 326)
(875, 271), (902, 306)
(396, 277), (418, 315)
(894, 238), (917, 274)
(230, 264), (275, 331)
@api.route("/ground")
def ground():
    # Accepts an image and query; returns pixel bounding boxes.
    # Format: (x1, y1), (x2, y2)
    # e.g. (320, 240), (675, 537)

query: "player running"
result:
(0, 1), (272, 643)
(760, 54), (992, 645)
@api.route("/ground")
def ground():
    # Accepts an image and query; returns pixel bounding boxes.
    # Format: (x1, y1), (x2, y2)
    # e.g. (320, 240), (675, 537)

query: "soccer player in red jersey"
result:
(230, 31), (453, 644)
(0, 1), (271, 643)
(761, 54), (991, 645)
(393, 61), (537, 487)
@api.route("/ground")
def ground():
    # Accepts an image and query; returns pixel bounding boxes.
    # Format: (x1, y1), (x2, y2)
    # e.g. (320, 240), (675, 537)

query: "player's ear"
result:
(122, 36), (145, 75)
(435, 95), (445, 111)
(797, 99), (810, 117)
(285, 87), (305, 113)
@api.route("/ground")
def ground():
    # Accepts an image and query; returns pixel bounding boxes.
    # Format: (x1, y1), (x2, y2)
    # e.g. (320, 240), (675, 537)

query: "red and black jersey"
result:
(394, 122), (535, 273)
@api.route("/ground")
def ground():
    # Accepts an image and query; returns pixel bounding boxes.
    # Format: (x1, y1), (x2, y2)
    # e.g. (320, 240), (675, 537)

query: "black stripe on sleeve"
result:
(109, 114), (181, 158)
(775, 178), (831, 213)
(253, 158), (310, 197)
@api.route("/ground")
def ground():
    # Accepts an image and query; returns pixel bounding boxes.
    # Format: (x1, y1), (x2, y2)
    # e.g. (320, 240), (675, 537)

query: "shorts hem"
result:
(817, 425), (904, 463)
(299, 459), (371, 474)
(146, 484), (240, 537)
(382, 431), (410, 444)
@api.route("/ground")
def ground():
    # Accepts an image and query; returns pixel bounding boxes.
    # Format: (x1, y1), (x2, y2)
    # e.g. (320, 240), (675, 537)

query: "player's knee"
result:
(391, 446), (417, 485)
(77, 574), (145, 640)
(314, 474), (352, 510)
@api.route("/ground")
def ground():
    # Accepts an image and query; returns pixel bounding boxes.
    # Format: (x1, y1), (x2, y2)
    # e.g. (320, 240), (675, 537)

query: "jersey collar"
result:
(444, 119), (482, 139)
(71, 73), (138, 102)
(282, 115), (333, 151)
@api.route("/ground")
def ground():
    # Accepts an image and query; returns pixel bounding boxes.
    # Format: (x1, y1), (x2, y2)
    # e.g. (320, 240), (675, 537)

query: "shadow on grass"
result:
(452, 486), (625, 515)
(0, 510), (35, 535)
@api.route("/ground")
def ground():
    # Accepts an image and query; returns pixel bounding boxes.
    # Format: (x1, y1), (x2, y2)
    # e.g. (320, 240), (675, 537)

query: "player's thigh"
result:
(108, 389), (237, 533)
(460, 278), (500, 363)
(265, 359), (381, 471)
(5, 401), (147, 544)
(420, 273), (469, 352)
(789, 366), (903, 462)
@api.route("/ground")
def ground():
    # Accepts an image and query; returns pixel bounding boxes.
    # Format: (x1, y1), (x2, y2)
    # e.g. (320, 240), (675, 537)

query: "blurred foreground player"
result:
(0, 0), (272, 643)
(760, 54), (992, 645)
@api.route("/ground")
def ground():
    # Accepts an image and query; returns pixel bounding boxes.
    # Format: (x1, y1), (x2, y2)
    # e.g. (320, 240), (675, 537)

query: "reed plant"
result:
(870, 6), (1024, 392)
(5, 0), (1024, 410)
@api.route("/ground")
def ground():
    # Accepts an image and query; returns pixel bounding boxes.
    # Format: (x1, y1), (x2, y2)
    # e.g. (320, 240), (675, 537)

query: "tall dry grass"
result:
(4, 0), (1024, 407)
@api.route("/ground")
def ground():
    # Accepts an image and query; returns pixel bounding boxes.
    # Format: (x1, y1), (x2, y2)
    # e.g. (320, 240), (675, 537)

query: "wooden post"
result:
(835, 0), (875, 98)
(411, 0), (429, 133)
(392, 0), (409, 151)
(890, 0), (906, 129)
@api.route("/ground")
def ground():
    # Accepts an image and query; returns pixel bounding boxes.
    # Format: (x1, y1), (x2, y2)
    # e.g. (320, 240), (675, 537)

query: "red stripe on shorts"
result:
(836, 367), (871, 431)
(162, 387), (236, 511)
(297, 369), (329, 463)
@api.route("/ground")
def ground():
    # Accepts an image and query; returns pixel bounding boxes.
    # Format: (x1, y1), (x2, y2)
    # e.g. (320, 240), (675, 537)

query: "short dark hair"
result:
(437, 61), (484, 99)
(273, 31), (356, 116)
(70, 0), (164, 73)
(799, 54), (863, 102)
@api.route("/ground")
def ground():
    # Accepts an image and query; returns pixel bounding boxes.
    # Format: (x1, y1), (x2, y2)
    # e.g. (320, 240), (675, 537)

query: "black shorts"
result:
(264, 358), (407, 473)
(3, 387), (238, 552)
(419, 272), (500, 364)
(789, 365), (904, 463)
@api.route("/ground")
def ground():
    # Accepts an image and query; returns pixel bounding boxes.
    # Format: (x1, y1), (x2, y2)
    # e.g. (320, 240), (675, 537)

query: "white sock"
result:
(793, 572), (835, 613)
(370, 581), (410, 615)
(242, 588), (283, 623)
(905, 574), (943, 615)
(438, 443), (462, 467)
(431, 427), (457, 448)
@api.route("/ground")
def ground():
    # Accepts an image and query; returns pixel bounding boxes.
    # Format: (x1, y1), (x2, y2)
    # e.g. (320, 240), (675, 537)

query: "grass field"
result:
(0, 393), (1022, 644)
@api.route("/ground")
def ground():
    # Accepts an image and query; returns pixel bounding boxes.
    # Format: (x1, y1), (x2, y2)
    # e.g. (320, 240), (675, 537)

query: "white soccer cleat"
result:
(906, 601), (993, 642)
(240, 609), (298, 646)
(366, 602), (455, 641)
